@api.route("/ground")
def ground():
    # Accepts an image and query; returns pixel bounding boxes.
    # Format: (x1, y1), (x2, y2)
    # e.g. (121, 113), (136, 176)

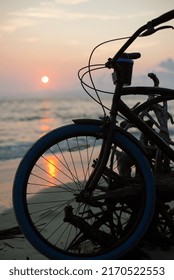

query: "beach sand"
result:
(0, 209), (47, 260)
(0, 159), (47, 259)
(1, 206), (174, 260)
(0, 158), (174, 260)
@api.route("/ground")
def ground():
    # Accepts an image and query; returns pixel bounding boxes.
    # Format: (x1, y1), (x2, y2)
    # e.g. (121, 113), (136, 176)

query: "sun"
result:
(41, 75), (49, 84)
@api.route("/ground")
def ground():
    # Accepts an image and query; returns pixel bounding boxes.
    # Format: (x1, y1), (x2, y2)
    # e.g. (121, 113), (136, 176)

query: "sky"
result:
(0, 0), (174, 98)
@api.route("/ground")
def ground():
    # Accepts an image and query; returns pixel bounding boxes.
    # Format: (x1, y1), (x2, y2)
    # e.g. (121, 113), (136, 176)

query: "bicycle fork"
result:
(77, 83), (123, 200)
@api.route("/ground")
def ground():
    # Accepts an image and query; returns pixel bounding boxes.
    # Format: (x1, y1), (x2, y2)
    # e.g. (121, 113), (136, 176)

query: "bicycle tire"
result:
(13, 122), (155, 259)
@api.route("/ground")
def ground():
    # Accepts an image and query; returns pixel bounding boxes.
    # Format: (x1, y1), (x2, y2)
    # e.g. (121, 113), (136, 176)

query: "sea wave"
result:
(0, 142), (32, 161)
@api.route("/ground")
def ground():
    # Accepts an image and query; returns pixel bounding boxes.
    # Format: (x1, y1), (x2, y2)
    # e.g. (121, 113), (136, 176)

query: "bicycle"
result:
(13, 10), (174, 259)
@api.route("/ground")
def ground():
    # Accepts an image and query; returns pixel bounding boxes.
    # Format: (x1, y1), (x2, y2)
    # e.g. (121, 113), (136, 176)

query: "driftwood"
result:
(117, 76), (174, 248)
(140, 100), (172, 173)
(142, 90), (174, 244)
(0, 226), (21, 240)
(155, 175), (174, 201)
(138, 84), (174, 199)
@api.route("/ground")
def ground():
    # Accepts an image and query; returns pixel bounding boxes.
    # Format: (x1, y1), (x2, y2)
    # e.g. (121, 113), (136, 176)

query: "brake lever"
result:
(140, 25), (174, 37)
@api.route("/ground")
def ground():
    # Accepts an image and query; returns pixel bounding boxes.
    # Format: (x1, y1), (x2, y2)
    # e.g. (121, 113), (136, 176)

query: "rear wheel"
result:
(13, 123), (155, 259)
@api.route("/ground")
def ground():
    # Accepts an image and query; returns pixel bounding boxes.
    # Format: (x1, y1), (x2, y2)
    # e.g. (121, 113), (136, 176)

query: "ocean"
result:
(0, 96), (110, 161)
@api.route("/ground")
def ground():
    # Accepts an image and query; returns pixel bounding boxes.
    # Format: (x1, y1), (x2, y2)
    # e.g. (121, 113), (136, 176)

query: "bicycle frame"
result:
(82, 85), (174, 193)
(84, 86), (174, 192)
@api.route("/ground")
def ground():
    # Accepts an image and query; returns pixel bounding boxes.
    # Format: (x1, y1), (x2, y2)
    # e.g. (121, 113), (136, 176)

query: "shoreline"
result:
(0, 158), (21, 212)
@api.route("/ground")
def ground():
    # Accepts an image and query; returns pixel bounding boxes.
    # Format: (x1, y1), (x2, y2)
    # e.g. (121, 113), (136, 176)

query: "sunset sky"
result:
(0, 0), (174, 98)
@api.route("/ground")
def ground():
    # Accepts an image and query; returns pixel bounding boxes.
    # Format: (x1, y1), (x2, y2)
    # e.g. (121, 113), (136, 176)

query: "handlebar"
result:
(109, 10), (174, 65)
(150, 9), (174, 27)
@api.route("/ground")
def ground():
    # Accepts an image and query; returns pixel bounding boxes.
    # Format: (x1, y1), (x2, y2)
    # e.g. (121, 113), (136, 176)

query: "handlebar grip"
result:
(150, 9), (174, 27)
(127, 52), (141, 60)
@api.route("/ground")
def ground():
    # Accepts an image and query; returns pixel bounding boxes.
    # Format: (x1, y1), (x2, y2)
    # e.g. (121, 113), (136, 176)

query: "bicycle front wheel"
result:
(13, 122), (155, 259)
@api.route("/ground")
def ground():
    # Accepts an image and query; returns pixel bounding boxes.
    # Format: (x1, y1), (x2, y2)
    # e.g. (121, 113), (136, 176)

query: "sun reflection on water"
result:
(47, 156), (57, 178)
